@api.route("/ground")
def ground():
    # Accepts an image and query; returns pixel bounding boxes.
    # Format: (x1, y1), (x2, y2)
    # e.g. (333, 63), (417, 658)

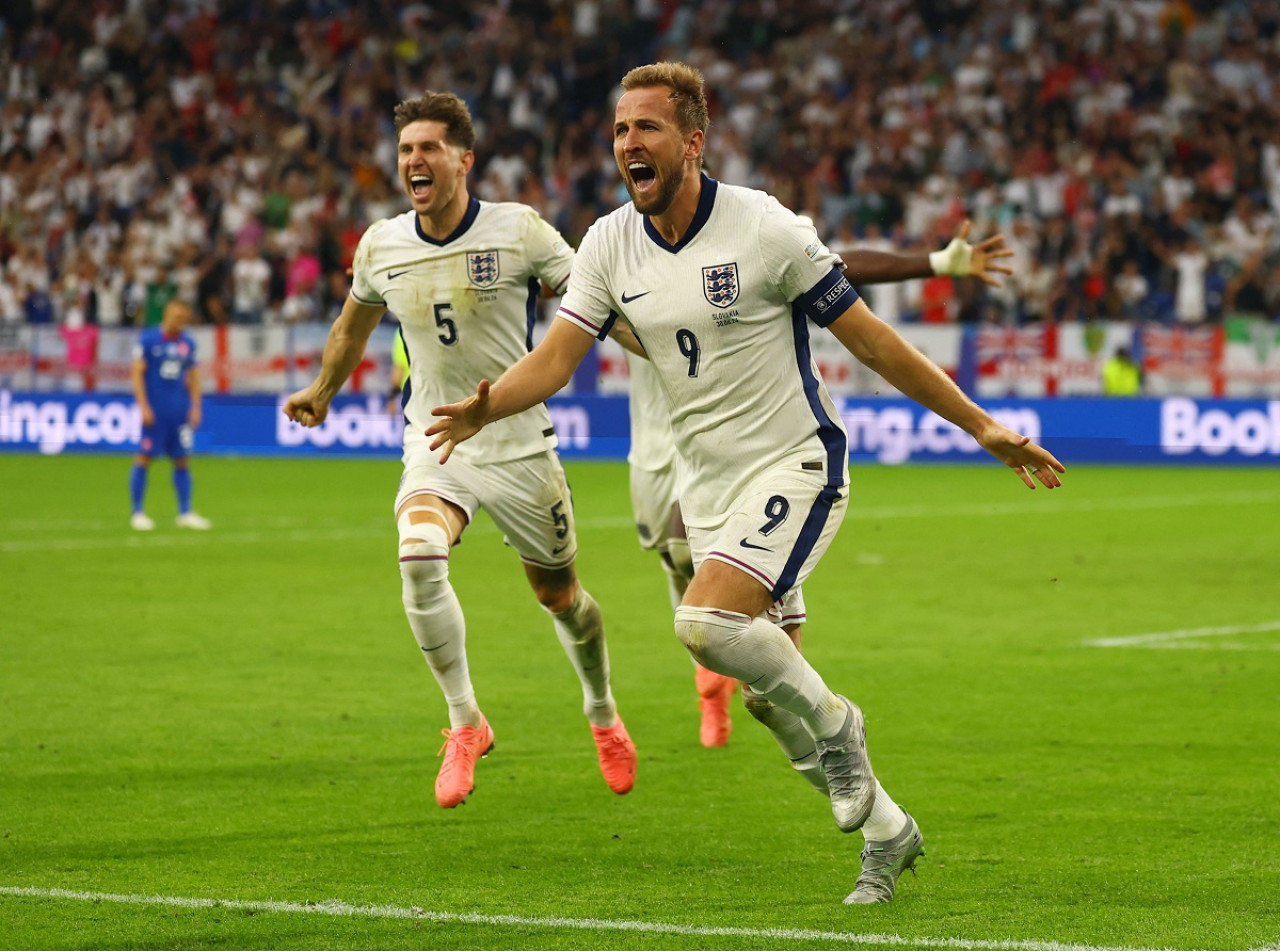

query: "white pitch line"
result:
(845, 490), (1280, 522)
(1085, 621), (1280, 649)
(0, 526), (394, 554)
(0, 886), (1218, 951)
(2, 488), (1276, 555)
(0, 517), (639, 554)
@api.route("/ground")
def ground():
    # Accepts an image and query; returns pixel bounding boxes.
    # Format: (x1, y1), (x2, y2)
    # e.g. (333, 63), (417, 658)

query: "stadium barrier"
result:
(4, 320), (1280, 399)
(3, 390), (1278, 465)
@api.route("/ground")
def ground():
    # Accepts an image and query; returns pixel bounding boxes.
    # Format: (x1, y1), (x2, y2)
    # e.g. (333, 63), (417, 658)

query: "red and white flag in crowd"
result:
(1140, 324), (1224, 396)
(976, 323), (1060, 396)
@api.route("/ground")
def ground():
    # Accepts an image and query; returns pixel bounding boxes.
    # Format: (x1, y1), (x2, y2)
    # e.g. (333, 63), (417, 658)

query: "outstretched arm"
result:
(283, 296), (386, 426)
(836, 220), (1014, 288)
(427, 318), (596, 463)
(827, 297), (1064, 488)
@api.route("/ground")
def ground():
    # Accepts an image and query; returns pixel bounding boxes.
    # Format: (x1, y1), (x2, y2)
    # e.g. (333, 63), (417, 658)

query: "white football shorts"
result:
(686, 461), (846, 605)
(629, 458), (679, 553)
(395, 449), (578, 569)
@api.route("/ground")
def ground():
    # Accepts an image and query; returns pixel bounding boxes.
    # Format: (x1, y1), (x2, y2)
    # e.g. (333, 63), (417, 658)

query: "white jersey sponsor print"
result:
(559, 176), (856, 528)
(352, 198), (573, 466)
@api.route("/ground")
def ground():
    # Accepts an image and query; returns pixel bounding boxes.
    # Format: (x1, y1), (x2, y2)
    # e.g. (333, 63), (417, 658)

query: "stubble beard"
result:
(628, 161), (686, 217)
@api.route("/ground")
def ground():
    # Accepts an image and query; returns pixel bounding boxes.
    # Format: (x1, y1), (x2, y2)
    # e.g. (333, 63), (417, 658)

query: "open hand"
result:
(958, 219), (1014, 288)
(975, 421), (1065, 489)
(426, 380), (492, 464)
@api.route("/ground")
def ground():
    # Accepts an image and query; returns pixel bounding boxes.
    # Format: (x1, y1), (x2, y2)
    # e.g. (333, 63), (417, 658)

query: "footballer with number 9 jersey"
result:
(626, 218), (1016, 754)
(283, 91), (637, 811)
(428, 62), (1064, 904)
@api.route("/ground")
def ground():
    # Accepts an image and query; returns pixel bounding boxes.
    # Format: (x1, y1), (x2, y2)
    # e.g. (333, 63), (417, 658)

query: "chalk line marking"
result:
(0, 886), (1218, 951)
(3, 489), (1275, 555)
(1085, 621), (1280, 651)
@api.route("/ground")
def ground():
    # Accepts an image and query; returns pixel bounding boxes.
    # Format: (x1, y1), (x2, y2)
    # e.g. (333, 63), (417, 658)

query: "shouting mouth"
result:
(409, 173), (434, 198)
(628, 161), (657, 193)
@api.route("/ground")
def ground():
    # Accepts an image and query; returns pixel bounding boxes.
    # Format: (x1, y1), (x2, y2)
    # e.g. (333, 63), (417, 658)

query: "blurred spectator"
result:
(1102, 346), (1142, 396)
(231, 243), (272, 325)
(1169, 238), (1210, 325)
(1114, 260), (1151, 319)
(1225, 252), (1273, 319)
(0, 0), (1277, 331)
(143, 268), (179, 328)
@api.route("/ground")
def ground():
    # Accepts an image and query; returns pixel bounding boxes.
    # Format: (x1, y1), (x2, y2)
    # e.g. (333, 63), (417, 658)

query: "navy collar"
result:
(643, 173), (717, 254)
(415, 196), (480, 246)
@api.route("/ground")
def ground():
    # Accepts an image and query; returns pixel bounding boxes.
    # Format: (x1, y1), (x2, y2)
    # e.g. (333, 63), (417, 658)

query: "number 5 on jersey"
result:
(434, 302), (458, 346)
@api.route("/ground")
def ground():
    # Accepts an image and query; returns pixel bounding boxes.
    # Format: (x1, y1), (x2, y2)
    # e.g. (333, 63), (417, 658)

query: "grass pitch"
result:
(1, 454), (1278, 950)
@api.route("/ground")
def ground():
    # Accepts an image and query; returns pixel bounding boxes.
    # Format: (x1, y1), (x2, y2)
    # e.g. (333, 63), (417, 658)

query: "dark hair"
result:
(393, 92), (477, 151)
(620, 62), (709, 135)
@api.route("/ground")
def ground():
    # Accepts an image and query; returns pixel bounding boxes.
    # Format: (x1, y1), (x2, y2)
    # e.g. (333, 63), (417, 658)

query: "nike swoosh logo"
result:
(551, 544), (568, 555)
(620, 290), (650, 304)
(739, 538), (772, 551)
(388, 270), (409, 280)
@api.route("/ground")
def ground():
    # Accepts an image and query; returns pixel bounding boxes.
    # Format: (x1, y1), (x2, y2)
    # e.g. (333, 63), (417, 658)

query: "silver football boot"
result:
(814, 696), (876, 832)
(844, 811), (925, 904)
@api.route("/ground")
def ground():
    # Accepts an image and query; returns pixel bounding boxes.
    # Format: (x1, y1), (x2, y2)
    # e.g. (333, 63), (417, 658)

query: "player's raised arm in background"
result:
(283, 296), (387, 427)
(835, 219), (1014, 288)
(426, 318), (596, 462)
(824, 295), (1064, 489)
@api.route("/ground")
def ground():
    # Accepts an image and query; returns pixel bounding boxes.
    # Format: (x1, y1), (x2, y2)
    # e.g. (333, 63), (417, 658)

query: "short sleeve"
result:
(757, 197), (859, 326)
(555, 223), (618, 341)
(523, 209), (574, 295)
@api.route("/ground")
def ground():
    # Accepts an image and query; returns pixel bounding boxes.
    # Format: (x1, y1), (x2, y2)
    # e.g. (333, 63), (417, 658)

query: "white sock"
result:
(662, 537), (694, 611)
(673, 608), (846, 739)
(401, 554), (479, 729)
(549, 587), (617, 727)
(743, 688), (829, 795)
(860, 780), (909, 842)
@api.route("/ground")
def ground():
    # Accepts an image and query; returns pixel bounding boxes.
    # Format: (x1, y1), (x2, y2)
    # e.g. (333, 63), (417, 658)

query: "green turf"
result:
(2, 454), (1278, 950)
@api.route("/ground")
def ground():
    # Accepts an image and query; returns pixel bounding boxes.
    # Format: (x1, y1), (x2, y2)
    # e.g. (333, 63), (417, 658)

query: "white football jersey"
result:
(624, 351), (677, 474)
(558, 177), (856, 527)
(352, 198), (573, 465)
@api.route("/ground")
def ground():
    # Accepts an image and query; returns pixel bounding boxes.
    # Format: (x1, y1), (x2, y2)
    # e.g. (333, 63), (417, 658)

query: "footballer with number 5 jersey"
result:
(428, 62), (1064, 904)
(284, 91), (637, 812)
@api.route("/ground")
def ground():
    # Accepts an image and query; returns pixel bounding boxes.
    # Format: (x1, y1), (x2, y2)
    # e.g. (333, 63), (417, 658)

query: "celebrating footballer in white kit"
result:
(285, 91), (637, 814)
(623, 215), (1017, 751)
(428, 62), (1063, 904)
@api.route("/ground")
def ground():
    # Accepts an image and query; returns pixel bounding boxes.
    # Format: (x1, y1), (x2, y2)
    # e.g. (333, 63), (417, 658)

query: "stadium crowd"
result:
(1, 0), (1278, 331)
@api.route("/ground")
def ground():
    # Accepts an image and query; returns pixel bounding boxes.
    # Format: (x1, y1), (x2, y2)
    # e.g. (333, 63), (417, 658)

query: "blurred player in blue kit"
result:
(129, 299), (211, 531)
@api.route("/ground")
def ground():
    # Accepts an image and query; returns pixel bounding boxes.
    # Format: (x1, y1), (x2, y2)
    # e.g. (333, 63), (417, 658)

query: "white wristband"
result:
(929, 238), (972, 277)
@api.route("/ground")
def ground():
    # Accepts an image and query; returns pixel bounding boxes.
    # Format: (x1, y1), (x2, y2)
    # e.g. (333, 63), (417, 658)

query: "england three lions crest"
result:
(703, 263), (739, 308)
(467, 251), (500, 288)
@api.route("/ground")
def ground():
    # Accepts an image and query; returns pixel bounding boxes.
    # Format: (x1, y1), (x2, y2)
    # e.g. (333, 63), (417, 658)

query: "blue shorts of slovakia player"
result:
(139, 417), (194, 460)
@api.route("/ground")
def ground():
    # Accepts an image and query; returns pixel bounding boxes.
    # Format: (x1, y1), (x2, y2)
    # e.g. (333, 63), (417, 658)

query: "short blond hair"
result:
(620, 62), (709, 135)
